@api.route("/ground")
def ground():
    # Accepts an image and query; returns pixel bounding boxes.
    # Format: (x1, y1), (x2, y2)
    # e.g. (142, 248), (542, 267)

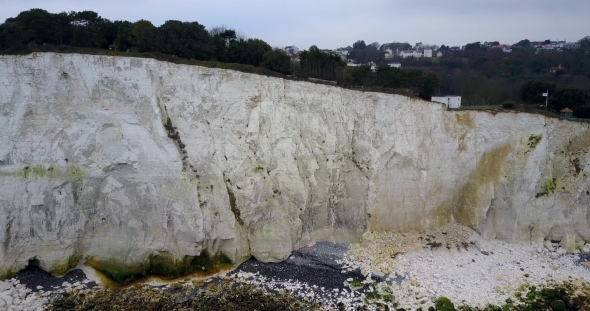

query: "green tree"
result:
(514, 39), (531, 47)
(0, 20), (28, 50)
(155, 20), (213, 60)
(69, 11), (108, 48)
(113, 21), (134, 51)
(239, 38), (272, 66)
(353, 40), (366, 49)
(261, 49), (291, 74)
(420, 72), (439, 100)
(350, 65), (374, 87)
(16, 9), (57, 44)
(299, 46), (345, 81)
(464, 42), (482, 50)
(132, 19), (156, 52)
(520, 80), (556, 104)
(52, 12), (72, 45)
(211, 28), (237, 62)
(549, 86), (590, 117)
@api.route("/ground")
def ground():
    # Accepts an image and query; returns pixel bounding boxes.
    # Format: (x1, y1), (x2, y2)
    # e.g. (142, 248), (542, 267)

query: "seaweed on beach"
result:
(46, 281), (323, 311)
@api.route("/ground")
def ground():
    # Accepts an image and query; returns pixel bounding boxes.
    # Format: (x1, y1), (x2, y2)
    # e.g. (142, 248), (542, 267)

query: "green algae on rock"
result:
(86, 250), (233, 285)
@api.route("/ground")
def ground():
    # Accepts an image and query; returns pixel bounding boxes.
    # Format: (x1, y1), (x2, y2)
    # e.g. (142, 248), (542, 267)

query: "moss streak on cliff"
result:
(9, 165), (82, 180)
(46, 252), (82, 276)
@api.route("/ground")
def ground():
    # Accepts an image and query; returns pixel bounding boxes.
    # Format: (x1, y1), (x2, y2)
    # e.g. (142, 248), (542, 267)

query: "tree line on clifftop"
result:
(0, 9), (291, 75)
(1, 8), (590, 114)
(0, 9), (440, 100)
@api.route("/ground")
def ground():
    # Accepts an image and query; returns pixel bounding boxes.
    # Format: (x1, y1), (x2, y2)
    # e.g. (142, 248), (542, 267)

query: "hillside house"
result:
(563, 42), (580, 49)
(399, 50), (423, 58)
(384, 48), (394, 59)
(332, 49), (349, 61)
(550, 64), (566, 74)
(283, 46), (300, 55)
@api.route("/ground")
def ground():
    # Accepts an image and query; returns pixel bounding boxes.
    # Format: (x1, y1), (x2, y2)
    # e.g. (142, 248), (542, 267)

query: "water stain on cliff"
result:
(438, 143), (513, 229)
(443, 112), (475, 153)
(455, 113), (475, 129)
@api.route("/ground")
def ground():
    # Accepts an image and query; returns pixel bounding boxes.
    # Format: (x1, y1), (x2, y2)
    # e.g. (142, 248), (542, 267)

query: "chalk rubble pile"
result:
(0, 279), (46, 311)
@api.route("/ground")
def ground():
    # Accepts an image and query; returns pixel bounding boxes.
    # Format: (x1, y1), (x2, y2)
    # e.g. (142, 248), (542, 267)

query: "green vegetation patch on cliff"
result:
(537, 178), (557, 197)
(13, 165), (74, 179)
(527, 134), (542, 149)
(86, 250), (233, 285)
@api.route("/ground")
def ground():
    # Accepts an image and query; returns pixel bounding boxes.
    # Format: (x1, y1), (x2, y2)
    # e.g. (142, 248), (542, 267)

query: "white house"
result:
(388, 62), (401, 68)
(399, 50), (423, 58)
(384, 48), (394, 59)
(423, 49), (433, 58)
(370, 62), (378, 72)
(283, 46), (300, 55)
(332, 49), (349, 61)
(432, 96), (461, 109)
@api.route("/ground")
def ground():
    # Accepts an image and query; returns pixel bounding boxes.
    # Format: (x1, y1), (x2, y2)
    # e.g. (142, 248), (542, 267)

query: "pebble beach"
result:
(2, 222), (590, 310)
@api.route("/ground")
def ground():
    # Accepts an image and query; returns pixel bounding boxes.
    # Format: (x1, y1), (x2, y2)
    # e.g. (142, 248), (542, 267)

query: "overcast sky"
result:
(1, 0), (589, 49)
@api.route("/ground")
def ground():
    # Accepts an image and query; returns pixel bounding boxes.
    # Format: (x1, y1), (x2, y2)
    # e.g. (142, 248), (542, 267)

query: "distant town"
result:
(280, 37), (589, 69)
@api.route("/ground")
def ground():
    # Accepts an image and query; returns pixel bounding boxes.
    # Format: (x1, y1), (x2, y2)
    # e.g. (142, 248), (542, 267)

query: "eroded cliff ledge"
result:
(0, 53), (589, 281)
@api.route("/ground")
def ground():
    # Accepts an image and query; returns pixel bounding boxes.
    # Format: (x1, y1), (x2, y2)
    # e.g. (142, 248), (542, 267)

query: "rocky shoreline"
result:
(2, 223), (590, 310)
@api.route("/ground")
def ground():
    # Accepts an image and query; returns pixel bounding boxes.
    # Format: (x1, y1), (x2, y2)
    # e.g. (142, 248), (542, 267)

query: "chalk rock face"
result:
(1, 53), (589, 278)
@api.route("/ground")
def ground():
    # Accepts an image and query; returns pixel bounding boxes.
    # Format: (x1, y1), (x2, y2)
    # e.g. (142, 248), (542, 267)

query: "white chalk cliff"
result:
(0, 53), (589, 279)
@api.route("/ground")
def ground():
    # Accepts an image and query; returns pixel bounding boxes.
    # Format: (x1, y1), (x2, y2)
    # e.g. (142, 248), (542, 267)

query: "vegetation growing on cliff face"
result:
(527, 135), (542, 149)
(538, 178), (557, 197)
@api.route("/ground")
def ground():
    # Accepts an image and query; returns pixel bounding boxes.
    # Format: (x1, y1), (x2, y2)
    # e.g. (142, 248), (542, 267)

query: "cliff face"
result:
(1, 53), (589, 279)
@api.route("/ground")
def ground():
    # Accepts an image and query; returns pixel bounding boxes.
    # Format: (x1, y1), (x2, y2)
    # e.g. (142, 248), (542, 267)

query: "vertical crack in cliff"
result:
(349, 120), (369, 179)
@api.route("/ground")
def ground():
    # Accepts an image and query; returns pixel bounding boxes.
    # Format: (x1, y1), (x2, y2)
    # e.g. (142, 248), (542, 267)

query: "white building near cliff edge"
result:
(432, 96), (462, 109)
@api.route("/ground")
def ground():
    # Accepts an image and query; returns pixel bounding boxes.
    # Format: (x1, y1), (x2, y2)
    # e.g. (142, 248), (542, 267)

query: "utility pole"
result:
(543, 89), (549, 108)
